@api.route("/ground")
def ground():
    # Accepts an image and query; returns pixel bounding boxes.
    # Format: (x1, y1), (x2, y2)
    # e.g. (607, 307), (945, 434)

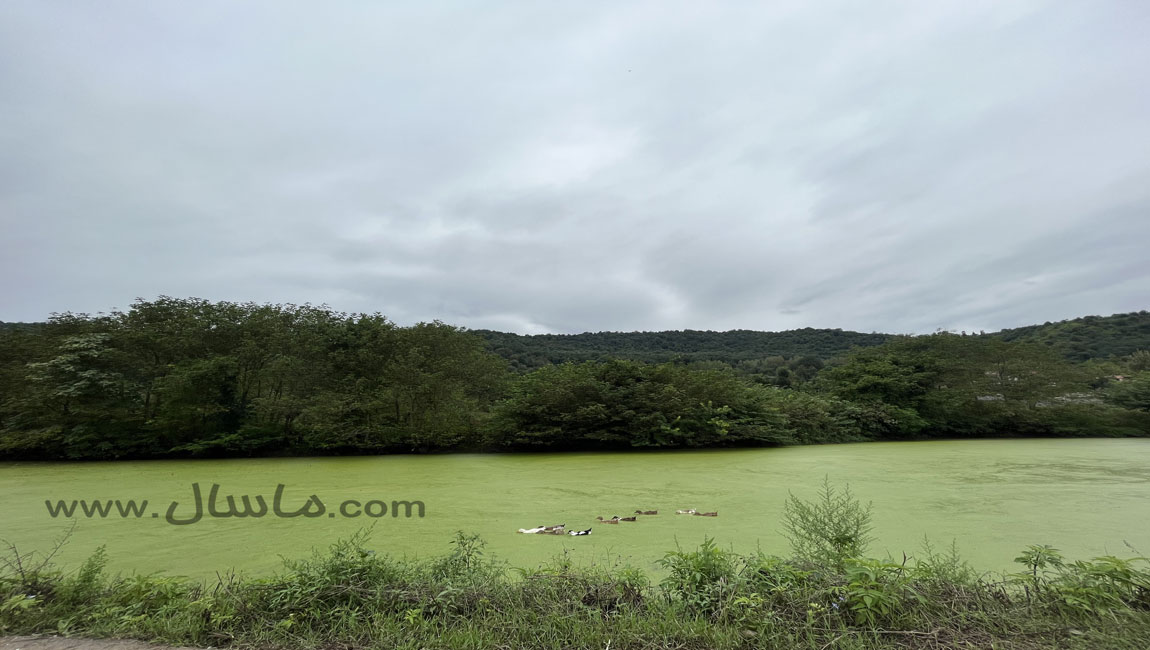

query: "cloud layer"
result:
(2, 1), (1147, 334)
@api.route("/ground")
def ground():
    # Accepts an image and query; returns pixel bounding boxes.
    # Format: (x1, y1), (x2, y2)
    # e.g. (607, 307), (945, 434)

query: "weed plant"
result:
(3, 484), (1149, 649)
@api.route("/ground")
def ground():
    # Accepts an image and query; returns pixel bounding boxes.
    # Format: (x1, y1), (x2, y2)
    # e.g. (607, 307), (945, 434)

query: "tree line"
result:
(993, 310), (1150, 362)
(473, 310), (1150, 370)
(1, 297), (1147, 460)
(475, 328), (890, 371)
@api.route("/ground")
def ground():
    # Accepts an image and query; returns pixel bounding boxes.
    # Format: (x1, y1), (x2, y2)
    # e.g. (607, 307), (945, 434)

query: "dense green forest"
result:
(474, 328), (891, 371)
(474, 311), (1150, 369)
(0, 298), (1147, 460)
(993, 311), (1150, 361)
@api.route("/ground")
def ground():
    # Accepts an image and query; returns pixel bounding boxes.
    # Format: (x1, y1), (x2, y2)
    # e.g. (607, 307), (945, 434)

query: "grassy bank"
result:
(3, 485), (1148, 649)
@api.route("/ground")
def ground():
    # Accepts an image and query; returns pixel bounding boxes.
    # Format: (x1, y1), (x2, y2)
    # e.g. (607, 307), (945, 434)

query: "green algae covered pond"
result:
(1, 439), (1148, 578)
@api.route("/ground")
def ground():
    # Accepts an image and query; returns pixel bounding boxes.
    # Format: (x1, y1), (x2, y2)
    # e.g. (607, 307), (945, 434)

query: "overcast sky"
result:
(1, 2), (1147, 334)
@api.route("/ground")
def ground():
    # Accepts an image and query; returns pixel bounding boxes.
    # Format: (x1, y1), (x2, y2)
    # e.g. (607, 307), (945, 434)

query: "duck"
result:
(568, 528), (592, 536)
(634, 510), (658, 515)
(596, 516), (620, 524)
(675, 509), (697, 515)
(518, 525), (548, 534)
(619, 516), (637, 522)
(693, 511), (718, 517)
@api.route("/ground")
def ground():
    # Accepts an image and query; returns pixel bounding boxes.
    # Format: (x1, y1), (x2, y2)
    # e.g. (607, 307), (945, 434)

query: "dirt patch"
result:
(0, 637), (205, 650)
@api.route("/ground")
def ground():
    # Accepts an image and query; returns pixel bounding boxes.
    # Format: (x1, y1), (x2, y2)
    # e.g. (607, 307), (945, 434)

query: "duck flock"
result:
(516, 508), (718, 537)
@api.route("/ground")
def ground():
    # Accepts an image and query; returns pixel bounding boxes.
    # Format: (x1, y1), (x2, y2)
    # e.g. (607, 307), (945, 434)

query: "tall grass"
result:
(3, 486), (1149, 649)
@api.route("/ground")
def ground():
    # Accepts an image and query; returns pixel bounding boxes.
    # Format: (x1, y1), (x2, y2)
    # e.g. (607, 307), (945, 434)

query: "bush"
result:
(657, 537), (741, 616)
(1010, 545), (1150, 616)
(782, 477), (874, 570)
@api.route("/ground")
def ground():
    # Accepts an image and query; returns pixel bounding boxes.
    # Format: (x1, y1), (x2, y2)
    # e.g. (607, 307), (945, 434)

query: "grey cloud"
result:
(1, 1), (1147, 334)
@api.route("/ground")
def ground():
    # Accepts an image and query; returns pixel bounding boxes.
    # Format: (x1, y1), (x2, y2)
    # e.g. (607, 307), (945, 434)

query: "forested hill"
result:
(989, 311), (1150, 362)
(6, 310), (1148, 370)
(475, 311), (1150, 370)
(472, 328), (891, 370)
(0, 321), (41, 332)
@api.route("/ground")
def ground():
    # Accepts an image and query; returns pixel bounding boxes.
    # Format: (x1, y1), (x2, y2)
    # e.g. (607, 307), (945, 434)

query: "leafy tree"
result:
(2, 300), (1147, 459)
(487, 361), (789, 450)
(1128, 350), (1150, 373)
(1106, 373), (1150, 413)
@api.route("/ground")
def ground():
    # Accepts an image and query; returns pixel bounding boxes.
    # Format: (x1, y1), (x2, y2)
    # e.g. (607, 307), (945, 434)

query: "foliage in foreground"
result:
(4, 487), (1150, 650)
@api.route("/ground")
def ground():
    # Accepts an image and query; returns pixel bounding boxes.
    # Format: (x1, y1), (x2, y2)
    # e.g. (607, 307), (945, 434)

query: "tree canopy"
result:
(1, 299), (1147, 460)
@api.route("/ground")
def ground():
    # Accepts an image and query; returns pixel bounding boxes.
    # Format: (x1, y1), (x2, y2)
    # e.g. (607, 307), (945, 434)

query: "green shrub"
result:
(912, 537), (979, 585)
(839, 558), (922, 627)
(782, 477), (874, 569)
(1012, 545), (1150, 616)
(657, 537), (740, 615)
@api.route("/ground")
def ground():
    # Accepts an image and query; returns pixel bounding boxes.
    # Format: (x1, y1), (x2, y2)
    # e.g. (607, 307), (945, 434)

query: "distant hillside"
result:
(0, 322), (41, 333)
(989, 311), (1150, 362)
(472, 328), (892, 371)
(474, 311), (1150, 370)
(6, 310), (1148, 369)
